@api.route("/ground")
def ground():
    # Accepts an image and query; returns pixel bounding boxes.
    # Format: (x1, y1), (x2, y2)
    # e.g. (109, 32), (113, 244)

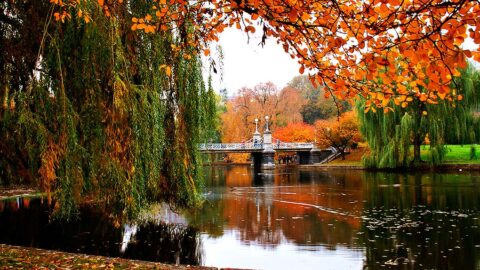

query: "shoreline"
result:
(0, 244), (230, 269)
(0, 186), (43, 200)
(302, 163), (480, 172)
(203, 162), (480, 172)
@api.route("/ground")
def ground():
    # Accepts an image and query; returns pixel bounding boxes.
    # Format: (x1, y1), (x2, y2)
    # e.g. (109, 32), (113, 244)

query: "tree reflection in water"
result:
(191, 165), (364, 249)
(190, 166), (480, 269)
(360, 171), (480, 269)
(0, 166), (479, 269)
(0, 198), (203, 266)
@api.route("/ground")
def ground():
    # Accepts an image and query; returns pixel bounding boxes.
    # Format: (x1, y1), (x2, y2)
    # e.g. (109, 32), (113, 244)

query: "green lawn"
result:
(420, 144), (480, 164)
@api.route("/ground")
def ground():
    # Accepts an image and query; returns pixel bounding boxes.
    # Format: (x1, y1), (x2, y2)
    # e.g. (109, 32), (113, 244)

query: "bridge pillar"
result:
(261, 151), (275, 169)
(297, 151), (311, 164)
(297, 147), (322, 164)
(309, 148), (322, 164)
(251, 152), (263, 170)
(262, 129), (275, 169)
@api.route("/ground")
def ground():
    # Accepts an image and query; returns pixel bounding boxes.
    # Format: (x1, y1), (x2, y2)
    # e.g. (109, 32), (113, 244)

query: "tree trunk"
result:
(412, 135), (422, 164)
(412, 102), (425, 166)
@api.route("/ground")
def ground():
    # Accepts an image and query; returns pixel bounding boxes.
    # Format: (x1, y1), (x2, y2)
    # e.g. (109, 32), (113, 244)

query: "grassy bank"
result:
(421, 144), (480, 164)
(314, 145), (480, 168)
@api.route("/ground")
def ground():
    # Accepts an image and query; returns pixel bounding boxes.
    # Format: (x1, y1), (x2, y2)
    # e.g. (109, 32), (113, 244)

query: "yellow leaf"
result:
(98, 0), (104, 6)
(165, 66), (171, 76)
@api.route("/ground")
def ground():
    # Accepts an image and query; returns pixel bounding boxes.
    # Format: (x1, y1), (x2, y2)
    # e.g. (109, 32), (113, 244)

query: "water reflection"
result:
(0, 167), (479, 269)
(0, 198), (203, 265)
(193, 166), (480, 269)
(196, 166), (363, 249)
(361, 171), (480, 269)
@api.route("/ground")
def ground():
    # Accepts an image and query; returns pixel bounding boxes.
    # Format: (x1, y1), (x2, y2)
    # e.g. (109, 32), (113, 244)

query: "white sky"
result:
(207, 28), (302, 96)
(204, 27), (479, 97)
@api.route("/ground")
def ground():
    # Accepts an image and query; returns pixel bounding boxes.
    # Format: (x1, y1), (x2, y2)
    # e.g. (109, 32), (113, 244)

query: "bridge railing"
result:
(199, 142), (315, 151)
(273, 142), (315, 149)
(199, 143), (263, 151)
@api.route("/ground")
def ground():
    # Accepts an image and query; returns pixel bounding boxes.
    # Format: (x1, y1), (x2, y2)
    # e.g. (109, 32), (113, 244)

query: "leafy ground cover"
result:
(0, 244), (220, 269)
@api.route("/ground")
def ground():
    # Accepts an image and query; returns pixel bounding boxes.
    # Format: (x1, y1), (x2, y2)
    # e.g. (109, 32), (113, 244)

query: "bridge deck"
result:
(199, 142), (315, 153)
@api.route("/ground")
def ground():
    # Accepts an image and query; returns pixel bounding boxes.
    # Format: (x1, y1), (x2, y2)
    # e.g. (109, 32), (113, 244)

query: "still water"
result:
(0, 166), (479, 269)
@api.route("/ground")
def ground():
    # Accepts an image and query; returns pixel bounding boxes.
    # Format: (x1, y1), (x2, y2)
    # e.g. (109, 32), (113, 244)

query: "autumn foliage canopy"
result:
(315, 111), (362, 156)
(52, 0), (480, 111)
(273, 122), (315, 143)
(221, 83), (304, 143)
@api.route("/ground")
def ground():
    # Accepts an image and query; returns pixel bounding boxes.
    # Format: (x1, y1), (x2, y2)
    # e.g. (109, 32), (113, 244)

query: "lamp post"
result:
(265, 115), (270, 132)
(253, 118), (261, 144)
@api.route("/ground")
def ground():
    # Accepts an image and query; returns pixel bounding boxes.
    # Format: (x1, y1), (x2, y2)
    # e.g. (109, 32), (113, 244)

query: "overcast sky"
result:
(207, 28), (302, 96)
(205, 27), (479, 97)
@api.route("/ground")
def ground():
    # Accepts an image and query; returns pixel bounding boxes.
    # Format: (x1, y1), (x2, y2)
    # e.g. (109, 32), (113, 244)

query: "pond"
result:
(0, 166), (479, 269)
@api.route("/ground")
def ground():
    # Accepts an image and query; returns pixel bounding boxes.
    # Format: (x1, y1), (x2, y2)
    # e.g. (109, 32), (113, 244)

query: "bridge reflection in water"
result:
(0, 166), (479, 269)
(186, 166), (480, 270)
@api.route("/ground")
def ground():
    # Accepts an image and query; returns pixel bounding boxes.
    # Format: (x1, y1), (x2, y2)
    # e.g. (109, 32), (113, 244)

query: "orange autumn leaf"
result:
(49, 0), (480, 110)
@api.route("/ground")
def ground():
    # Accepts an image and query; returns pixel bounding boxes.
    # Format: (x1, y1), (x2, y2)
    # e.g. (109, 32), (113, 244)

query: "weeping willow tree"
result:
(0, 1), (216, 220)
(357, 65), (480, 169)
